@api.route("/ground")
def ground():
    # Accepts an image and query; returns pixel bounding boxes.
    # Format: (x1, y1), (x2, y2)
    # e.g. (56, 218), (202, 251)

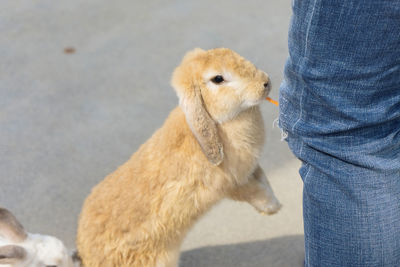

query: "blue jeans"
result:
(279, 1), (400, 266)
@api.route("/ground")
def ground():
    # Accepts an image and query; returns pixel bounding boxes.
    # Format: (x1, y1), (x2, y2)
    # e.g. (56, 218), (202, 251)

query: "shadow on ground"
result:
(180, 235), (304, 267)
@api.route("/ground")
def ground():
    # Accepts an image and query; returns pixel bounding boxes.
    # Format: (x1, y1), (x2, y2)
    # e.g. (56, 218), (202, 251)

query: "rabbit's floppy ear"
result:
(180, 83), (223, 165)
(172, 48), (223, 165)
(0, 207), (27, 243)
(0, 245), (27, 264)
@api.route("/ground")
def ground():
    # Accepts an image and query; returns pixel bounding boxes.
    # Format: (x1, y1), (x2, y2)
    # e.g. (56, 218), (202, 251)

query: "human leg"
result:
(279, 0), (400, 265)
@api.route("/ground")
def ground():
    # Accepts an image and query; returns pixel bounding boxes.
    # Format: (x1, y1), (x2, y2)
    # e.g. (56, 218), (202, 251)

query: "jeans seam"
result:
(302, 161), (311, 267)
(304, 0), (318, 57)
(290, 77), (305, 133)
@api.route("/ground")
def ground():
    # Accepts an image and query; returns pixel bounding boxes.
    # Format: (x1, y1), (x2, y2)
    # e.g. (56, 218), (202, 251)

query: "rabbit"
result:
(0, 207), (77, 267)
(76, 48), (281, 267)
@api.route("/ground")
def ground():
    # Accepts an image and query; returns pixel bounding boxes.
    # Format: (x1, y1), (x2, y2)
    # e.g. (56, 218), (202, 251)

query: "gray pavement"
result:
(0, 1), (304, 266)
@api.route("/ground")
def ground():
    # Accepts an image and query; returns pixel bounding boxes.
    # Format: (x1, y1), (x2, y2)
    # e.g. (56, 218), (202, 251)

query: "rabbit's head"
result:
(172, 48), (270, 165)
(0, 207), (74, 267)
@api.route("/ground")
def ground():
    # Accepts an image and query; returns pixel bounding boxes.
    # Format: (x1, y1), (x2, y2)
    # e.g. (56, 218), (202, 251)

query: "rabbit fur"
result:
(76, 48), (281, 267)
(0, 207), (75, 267)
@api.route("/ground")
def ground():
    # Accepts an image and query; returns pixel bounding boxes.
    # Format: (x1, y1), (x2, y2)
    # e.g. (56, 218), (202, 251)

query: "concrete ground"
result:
(0, 1), (304, 266)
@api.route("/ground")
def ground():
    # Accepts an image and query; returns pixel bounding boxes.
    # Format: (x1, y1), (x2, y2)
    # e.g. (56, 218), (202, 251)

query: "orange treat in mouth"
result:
(266, 97), (279, 106)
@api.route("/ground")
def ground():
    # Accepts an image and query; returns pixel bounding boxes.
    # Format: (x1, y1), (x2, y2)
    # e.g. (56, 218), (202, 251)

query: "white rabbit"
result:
(0, 207), (75, 267)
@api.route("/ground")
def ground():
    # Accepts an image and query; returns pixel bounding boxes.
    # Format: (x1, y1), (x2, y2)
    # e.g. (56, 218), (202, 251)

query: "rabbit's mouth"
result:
(245, 85), (272, 107)
(242, 97), (264, 109)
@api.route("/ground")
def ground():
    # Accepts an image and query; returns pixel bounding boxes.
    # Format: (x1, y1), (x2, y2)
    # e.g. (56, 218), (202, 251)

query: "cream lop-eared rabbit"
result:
(77, 48), (281, 267)
(0, 207), (74, 267)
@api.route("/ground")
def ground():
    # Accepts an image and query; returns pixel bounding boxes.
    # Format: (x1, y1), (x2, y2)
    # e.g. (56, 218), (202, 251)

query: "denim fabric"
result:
(279, 0), (400, 266)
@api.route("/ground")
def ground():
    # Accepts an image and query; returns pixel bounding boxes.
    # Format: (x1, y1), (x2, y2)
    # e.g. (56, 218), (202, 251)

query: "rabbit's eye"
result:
(211, 75), (224, 84)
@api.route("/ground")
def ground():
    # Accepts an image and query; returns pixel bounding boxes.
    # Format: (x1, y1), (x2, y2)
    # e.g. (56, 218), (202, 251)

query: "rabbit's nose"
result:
(264, 80), (271, 90)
